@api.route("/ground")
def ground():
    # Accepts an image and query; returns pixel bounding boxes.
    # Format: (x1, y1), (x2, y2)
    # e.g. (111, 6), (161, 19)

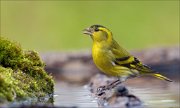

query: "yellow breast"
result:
(92, 43), (115, 75)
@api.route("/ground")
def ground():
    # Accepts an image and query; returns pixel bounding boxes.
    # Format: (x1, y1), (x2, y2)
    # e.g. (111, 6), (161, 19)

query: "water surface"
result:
(54, 79), (179, 108)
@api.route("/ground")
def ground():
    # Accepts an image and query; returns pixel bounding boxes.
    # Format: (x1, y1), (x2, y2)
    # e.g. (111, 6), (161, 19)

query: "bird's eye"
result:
(94, 28), (99, 32)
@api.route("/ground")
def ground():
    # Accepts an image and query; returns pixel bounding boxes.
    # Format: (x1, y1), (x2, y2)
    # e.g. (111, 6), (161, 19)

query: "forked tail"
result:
(152, 73), (173, 82)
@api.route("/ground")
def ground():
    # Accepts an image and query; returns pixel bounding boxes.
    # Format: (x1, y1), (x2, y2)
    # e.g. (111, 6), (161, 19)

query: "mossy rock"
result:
(0, 37), (54, 103)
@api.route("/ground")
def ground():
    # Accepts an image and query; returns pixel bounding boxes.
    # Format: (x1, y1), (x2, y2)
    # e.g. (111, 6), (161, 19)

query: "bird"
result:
(83, 24), (172, 95)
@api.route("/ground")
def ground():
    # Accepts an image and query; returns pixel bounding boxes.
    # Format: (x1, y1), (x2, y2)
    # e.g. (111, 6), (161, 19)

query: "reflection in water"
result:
(54, 79), (179, 108)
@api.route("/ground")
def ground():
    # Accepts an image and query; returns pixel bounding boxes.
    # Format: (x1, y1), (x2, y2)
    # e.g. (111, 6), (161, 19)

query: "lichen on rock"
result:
(0, 37), (54, 103)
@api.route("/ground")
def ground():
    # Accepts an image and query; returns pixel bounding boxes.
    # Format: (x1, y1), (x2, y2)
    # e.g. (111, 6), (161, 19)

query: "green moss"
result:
(0, 37), (54, 102)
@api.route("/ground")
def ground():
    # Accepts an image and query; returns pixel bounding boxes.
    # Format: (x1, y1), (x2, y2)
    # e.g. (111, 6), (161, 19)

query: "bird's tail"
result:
(152, 73), (173, 82)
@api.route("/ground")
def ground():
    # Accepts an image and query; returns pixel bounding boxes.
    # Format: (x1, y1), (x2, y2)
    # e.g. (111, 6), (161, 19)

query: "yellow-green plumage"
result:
(83, 25), (172, 82)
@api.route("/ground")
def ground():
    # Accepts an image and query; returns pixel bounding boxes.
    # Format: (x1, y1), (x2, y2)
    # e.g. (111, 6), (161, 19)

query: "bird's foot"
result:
(96, 85), (106, 96)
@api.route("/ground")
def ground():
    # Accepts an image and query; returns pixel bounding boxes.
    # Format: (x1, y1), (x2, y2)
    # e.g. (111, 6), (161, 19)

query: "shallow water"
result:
(54, 80), (179, 108)
(54, 82), (98, 107)
(127, 82), (179, 108)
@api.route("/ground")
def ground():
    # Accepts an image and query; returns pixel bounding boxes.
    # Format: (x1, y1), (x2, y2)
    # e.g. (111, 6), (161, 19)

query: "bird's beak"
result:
(83, 27), (93, 36)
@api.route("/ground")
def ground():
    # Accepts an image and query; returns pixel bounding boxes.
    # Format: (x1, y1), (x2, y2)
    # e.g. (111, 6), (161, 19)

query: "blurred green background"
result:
(0, 1), (179, 52)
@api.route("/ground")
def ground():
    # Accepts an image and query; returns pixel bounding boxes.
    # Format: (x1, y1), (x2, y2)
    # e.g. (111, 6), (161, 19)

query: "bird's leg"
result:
(106, 79), (122, 90)
(96, 79), (122, 96)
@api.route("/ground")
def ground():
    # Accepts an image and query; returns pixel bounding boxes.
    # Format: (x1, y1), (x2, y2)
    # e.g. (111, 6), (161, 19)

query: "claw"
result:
(96, 86), (106, 96)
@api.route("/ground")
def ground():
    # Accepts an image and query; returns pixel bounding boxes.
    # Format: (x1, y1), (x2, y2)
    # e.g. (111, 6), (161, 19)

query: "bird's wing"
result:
(113, 55), (155, 74)
(110, 39), (172, 82)
(110, 39), (155, 74)
(113, 55), (172, 82)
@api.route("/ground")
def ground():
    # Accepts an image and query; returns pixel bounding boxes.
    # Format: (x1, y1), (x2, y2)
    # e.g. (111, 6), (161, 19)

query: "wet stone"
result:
(89, 74), (143, 108)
